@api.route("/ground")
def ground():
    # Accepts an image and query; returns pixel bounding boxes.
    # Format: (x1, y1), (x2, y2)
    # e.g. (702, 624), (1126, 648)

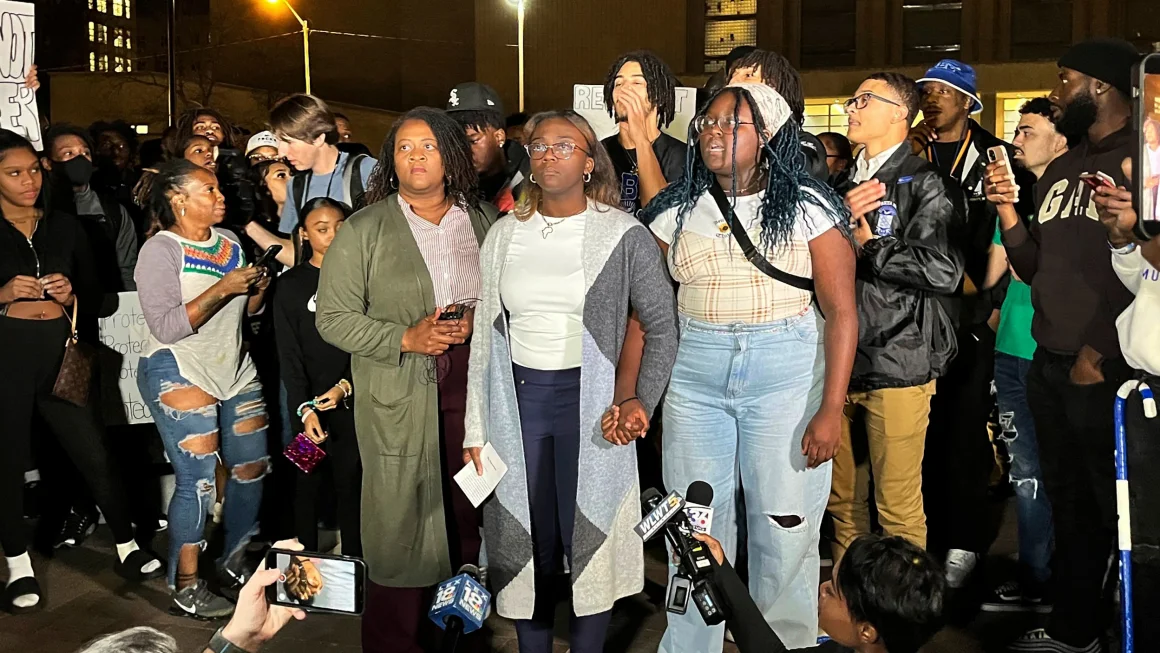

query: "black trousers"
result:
(293, 407), (362, 556)
(1028, 349), (1131, 647)
(1125, 371), (1160, 650)
(924, 324), (997, 554)
(0, 316), (134, 556)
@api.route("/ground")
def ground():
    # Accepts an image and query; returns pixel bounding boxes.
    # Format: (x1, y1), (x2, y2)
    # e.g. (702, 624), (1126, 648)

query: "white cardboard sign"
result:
(572, 84), (698, 144)
(0, 1), (39, 150)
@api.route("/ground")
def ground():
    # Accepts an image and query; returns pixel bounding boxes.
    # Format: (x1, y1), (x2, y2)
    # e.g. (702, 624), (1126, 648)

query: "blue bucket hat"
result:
(918, 59), (984, 114)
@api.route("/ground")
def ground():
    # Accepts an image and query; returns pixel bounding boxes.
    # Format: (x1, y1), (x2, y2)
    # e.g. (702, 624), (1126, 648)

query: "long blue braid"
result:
(641, 86), (851, 253)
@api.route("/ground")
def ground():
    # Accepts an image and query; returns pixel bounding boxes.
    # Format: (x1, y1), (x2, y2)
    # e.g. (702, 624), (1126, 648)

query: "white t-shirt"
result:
(649, 190), (838, 324)
(500, 210), (588, 370)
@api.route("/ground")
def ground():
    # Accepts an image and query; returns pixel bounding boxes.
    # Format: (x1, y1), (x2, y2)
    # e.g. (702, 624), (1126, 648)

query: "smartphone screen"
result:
(1135, 53), (1160, 239)
(265, 549), (365, 615)
(253, 244), (283, 268)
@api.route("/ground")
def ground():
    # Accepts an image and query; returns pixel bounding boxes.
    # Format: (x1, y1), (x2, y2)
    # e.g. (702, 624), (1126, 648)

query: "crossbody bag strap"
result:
(706, 180), (815, 293)
(66, 298), (79, 342)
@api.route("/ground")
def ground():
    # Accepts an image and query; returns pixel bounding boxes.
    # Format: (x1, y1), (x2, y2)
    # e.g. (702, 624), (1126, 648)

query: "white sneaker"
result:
(944, 549), (979, 589)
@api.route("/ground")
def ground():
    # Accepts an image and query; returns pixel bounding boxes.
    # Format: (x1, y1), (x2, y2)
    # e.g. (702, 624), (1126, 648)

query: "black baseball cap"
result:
(446, 82), (505, 115)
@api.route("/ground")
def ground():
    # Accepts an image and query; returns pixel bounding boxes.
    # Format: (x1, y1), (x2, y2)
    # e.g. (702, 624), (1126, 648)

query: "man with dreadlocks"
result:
(643, 82), (858, 653)
(728, 48), (831, 183)
(601, 50), (687, 217)
(446, 82), (530, 213)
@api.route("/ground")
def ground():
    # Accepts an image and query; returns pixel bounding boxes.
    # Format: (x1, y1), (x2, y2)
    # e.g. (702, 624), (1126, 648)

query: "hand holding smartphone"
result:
(1079, 171), (1116, 191)
(252, 244), (283, 272)
(265, 548), (366, 615)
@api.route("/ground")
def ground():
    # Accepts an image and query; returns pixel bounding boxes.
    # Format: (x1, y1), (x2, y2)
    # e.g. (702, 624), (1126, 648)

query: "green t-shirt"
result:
(993, 225), (1037, 360)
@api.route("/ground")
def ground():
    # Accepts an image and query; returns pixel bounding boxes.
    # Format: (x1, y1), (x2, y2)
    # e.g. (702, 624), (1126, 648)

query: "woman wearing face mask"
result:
(0, 130), (163, 614)
(462, 110), (678, 653)
(274, 197), (362, 556)
(135, 159), (272, 619)
(316, 107), (497, 653)
(644, 83), (857, 653)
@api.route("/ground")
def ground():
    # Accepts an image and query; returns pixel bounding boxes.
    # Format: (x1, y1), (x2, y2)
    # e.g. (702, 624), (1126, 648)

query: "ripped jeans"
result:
(994, 352), (1053, 586)
(660, 312), (829, 653)
(138, 349), (269, 587)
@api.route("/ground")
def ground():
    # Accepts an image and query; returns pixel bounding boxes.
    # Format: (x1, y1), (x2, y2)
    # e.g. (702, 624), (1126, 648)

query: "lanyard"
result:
(927, 127), (972, 180)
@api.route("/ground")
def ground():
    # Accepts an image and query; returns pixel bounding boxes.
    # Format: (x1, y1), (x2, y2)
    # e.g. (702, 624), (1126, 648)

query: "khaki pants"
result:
(827, 381), (936, 563)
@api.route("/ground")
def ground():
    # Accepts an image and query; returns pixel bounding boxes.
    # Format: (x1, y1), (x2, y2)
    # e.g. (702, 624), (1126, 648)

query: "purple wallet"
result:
(283, 432), (327, 474)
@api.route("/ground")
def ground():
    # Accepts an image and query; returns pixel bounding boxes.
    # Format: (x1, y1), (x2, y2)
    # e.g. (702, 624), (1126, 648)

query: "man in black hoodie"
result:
(993, 38), (1140, 653)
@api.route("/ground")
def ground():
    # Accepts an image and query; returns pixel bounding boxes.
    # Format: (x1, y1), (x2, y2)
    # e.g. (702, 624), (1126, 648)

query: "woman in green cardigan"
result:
(315, 107), (498, 653)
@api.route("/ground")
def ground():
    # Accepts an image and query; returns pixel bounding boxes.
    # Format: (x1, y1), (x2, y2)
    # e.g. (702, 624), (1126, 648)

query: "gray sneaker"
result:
(171, 580), (234, 620)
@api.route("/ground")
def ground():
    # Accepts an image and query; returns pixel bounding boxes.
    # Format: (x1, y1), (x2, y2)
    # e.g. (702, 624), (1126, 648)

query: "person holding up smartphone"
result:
(136, 159), (272, 620)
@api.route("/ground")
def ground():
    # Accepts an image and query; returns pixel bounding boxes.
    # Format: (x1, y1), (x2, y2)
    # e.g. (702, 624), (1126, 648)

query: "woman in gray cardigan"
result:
(463, 110), (678, 652)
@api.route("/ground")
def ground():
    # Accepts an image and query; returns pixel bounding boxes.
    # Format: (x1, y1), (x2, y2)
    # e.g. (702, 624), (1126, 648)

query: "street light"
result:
(507, 0), (525, 112)
(266, 0), (311, 95)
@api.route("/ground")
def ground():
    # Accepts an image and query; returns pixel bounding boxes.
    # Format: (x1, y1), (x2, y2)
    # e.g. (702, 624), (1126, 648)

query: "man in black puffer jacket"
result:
(827, 72), (965, 566)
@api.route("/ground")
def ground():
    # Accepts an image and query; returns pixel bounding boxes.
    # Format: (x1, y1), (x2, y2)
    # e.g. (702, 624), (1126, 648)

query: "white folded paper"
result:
(454, 442), (508, 508)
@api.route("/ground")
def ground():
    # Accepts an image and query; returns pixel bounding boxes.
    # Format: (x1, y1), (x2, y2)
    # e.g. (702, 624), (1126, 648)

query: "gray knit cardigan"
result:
(463, 202), (679, 619)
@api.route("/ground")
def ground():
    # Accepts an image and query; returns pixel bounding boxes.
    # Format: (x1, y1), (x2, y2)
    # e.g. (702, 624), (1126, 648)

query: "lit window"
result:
(89, 51), (96, 72)
(88, 21), (95, 42)
(113, 0), (122, 17)
(88, 0), (94, 8)
(705, 0), (757, 17)
(132, 124), (149, 135)
(996, 92), (1051, 139)
(100, 54), (108, 72)
(98, 24), (107, 44)
(97, 0), (107, 13)
(126, 58), (132, 72)
(114, 56), (123, 73)
(125, 0), (130, 18)
(803, 98), (850, 137)
(704, 19), (757, 59)
(114, 28), (123, 49)
(126, 36), (132, 51)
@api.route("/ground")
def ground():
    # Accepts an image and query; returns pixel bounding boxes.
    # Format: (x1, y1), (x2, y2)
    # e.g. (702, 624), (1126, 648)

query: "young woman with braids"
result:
(314, 107), (498, 653)
(643, 83), (858, 653)
(729, 49), (831, 183)
(461, 110), (677, 653)
(135, 159), (271, 619)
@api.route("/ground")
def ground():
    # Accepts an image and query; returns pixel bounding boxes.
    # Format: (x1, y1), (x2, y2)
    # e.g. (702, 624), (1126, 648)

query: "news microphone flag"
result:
(635, 489), (685, 541)
(429, 565), (491, 635)
(685, 503), (713, 535)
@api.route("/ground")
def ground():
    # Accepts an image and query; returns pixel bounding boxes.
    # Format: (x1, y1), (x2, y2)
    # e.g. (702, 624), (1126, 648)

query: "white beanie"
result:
(246, 130), (279, 156)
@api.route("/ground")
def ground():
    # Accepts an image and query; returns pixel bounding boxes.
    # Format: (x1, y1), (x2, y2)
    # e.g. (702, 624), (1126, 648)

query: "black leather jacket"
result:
(839, 145), (967, 392)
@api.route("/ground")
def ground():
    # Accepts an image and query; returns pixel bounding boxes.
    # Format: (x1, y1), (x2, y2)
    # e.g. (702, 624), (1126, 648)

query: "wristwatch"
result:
(207, 628), (253, 653)
(1109, 240), (1138, 255)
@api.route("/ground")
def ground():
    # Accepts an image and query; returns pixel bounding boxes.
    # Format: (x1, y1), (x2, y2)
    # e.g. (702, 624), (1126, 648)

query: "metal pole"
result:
(302, 19), (311, 95)
(167, 0), (176, 126)
(516, 0), (524, 112)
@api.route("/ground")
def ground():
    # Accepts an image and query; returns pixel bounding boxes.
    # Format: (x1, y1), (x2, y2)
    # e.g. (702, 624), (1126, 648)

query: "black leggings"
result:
(292, 407), (362, 556)
(0, 316), (133, 557)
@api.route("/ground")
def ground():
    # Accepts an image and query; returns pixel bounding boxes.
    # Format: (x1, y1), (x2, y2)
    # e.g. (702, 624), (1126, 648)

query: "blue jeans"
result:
(994, 352), (1053, 586)
(138, 350), (269, 587)
(659, 311), (829, 653)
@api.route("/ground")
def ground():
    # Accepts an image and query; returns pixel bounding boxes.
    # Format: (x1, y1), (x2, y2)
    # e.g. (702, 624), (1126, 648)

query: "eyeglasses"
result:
(843, 92), (902, 112)
(693, 115), (755, 134)
(527, 142), (589, 160)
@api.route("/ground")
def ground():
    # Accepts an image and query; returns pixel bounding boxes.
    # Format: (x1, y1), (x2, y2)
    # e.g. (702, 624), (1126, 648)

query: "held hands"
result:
(692, 532), (725, 566)
(984, 160), (1019, 206)
(1093, 158), (1137, 248)
(301, 411), (326, 444)
(801, 409), (841, 468)
(39, 274), (74, 306)
(219, 539), (307, 653)
(0, 275), (43, 304)
(311, 385), (346, 412)
(401, 308), (466, 356)
(463, 446), (483, 476)
(25, 64), (38, 92)
(844, 180), (885, 246)
(600, 398), (649, 446)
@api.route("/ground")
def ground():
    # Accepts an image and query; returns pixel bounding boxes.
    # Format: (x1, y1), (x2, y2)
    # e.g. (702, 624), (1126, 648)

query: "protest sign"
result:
(0, 1), (39, 150)
(98, 292), (154, 425)
(573, 84), (698, 144)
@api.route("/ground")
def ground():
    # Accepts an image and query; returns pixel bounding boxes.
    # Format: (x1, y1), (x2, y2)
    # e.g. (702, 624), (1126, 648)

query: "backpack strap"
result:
(706, 179), (814, 292)
(343, 153), (368, 210)
(292, 170), (310, 217)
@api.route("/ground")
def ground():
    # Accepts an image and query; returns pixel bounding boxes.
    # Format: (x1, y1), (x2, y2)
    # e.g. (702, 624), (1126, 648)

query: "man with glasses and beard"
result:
(991, 38), (1141, 653)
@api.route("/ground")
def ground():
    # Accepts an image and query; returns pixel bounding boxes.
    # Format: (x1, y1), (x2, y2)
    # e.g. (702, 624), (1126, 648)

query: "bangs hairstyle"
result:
(603, 50), (679, 129)
(270, 94), (339, 146)
(364, 107), (479, 208)
(514, 110), (620, 221)
(867, 72), (922, 122)
(176, 107), (236, 149)
(642, 85), (850, 254)
(451, 109), (504, 133)
(727, 49), (806, 126)
(146, 159), (208, 231)
(294, 196), (353, 266)
(838, 535), (946, 653)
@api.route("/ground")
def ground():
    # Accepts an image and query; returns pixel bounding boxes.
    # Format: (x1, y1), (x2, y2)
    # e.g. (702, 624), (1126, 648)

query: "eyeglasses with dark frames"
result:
(843, 92), (902, 111)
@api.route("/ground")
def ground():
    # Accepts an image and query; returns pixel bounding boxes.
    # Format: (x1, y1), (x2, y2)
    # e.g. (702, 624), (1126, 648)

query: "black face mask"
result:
(58, 156), (94, 186)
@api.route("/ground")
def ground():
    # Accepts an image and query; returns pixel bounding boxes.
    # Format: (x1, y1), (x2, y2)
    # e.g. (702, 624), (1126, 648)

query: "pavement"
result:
(1, 502), (1044, 653)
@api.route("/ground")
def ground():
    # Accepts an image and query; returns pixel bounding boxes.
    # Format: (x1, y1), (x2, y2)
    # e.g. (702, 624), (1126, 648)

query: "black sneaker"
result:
(981, 580), (1052, 614)
(1008, 628), (1102, 652)
(170, 580), (235, 620)
(54, 510), (97, 549)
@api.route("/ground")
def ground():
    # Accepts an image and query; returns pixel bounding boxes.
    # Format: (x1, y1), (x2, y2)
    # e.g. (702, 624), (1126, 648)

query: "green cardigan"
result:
(315, 194), (497, 587)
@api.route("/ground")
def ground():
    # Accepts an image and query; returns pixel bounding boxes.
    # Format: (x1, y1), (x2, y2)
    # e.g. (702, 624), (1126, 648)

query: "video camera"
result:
(637, 482), (727, 625)
(215, 147), (257, 226)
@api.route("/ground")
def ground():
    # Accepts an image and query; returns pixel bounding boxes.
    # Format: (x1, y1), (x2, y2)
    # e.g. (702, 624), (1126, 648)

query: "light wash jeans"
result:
(659, 310), (830, 653)
(138, 349), (269, 587)
(994, 352), (1054, 587)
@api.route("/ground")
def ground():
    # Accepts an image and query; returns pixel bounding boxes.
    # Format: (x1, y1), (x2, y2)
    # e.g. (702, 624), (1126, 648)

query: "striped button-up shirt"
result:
(399, 196), (482, 309)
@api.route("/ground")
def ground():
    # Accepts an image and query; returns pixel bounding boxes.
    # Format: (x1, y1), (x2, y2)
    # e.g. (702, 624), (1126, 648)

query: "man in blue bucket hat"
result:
(911, 58), (1034, 596)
